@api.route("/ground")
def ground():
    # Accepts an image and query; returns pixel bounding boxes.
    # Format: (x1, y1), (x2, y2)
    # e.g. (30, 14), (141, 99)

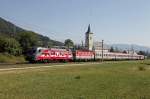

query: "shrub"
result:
(0, 53), (26, 63)
(138, 66), (146, 71)
(0, 37), (22, 56)
(74, 75), (81, 79)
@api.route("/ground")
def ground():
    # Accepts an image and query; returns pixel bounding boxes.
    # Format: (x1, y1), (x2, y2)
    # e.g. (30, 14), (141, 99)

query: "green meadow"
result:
(0, 60), (150, 99)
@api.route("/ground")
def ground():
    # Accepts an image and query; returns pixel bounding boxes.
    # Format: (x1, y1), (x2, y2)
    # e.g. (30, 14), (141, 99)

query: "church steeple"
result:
(87, 24), (91, 33)
(85, 24), (93, 50)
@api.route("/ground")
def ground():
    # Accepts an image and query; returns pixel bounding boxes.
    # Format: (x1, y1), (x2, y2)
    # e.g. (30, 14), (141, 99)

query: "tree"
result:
(0, 37), (22, 55)
(110, 46), (114, 52)
(138, 51), (146, 55)
(18, 32), (39, 54)
(0, 36), (5, 52)
(123, 50), (127, 54)
(114, 47), (121, 52)
(64, 39), (74, 49)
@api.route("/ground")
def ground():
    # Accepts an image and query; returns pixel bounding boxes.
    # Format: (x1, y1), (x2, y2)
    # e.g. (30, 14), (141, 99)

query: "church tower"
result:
(85, 24), (93, 50)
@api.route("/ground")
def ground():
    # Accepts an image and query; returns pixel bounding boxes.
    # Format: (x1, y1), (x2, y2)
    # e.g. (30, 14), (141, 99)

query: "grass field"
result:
(0, 60), (150, 99)
(0, 53), (26, 64)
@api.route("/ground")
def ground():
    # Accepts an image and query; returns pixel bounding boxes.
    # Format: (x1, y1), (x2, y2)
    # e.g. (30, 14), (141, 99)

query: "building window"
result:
(90, 37), (92, 40)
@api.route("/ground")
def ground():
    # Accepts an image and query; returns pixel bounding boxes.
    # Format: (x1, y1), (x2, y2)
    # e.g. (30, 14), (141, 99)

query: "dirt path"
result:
(0, 62), (101, 71)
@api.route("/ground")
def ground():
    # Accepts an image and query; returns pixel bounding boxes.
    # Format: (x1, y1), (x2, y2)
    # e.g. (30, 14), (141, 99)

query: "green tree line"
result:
(0, 17), (64, 61)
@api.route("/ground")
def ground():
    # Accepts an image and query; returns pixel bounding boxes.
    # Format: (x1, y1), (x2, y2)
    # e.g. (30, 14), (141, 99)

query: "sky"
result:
(0, 0), (150, 46)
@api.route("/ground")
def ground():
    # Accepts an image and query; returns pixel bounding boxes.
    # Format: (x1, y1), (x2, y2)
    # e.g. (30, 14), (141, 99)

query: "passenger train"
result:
(27, 47), (144, 63)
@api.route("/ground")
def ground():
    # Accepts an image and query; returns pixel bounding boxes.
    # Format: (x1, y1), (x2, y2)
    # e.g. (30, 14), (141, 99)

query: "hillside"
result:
(0, 17), (63, 47)
(110, 44), (150, 52)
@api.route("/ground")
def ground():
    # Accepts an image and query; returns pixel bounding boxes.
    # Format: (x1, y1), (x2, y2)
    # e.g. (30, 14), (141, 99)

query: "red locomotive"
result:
(28, 47), (73, 62)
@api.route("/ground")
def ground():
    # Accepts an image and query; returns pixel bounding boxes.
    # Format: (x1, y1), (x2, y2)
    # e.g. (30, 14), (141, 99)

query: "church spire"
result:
(85, 24), (93, 50)
(87, 24), (91, 33)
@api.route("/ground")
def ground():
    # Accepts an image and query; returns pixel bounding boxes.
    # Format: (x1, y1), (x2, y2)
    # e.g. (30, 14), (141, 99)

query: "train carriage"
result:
(73, 50), (95, 61)
(95, 50), (144, 60)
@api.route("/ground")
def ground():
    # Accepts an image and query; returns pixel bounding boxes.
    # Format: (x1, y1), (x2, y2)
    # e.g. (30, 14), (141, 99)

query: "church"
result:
(84, 24), (109, 52)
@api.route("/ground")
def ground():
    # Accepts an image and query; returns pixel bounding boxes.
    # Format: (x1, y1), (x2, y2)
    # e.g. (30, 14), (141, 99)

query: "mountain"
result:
(0, 17), (63, 46)
(110, 44), (150, 52)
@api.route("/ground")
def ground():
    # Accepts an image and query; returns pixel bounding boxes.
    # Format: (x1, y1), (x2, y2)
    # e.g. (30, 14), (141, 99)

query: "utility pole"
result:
(81, 40), (84, 48)
(102, 40), (104, 62)
(131, 45), (134, 60)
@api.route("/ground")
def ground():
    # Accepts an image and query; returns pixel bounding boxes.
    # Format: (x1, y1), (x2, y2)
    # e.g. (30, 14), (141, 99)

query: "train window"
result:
(42, 53), (49, 56)
(45, 53), (50, 56)
(38, 49), (41, 53)
(90, 37), (92, 40)
(69, 53), (72, 55)
(42, 53), (45, 55)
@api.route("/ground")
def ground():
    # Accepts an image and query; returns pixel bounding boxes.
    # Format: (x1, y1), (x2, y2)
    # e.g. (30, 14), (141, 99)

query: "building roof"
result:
(86, 24), (91, 33)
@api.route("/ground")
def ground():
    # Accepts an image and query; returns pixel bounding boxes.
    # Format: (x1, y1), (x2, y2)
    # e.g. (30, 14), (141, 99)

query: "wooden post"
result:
(102, 40), (104, 62)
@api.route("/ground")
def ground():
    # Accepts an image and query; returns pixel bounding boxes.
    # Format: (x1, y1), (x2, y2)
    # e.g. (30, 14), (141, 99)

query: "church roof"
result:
(87, 24), (91, 33)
